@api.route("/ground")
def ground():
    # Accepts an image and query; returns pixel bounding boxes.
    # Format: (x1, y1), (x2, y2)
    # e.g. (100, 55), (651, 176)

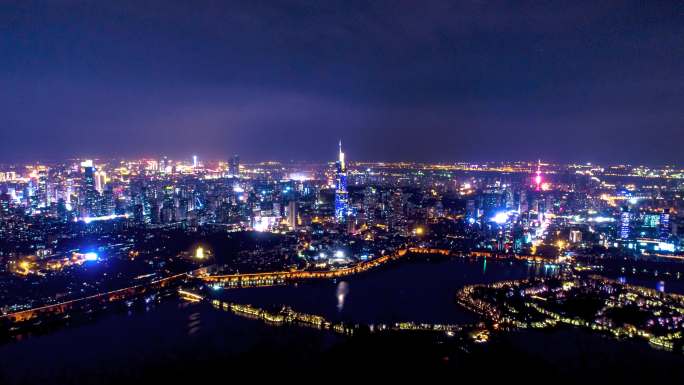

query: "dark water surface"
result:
(1, 257), (682, 383)
(212, 256), (558, 324)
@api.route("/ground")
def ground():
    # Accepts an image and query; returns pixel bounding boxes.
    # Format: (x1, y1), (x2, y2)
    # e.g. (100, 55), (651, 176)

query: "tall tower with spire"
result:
(335, 140), (349, 221)
(534, 160), (542, 191)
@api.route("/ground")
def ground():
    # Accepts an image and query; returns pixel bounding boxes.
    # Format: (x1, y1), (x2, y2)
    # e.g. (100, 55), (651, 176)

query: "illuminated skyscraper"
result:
(94, 170), (106, 193)
(619, 206), (630, 240)
(660, 209), (671, 241)
(287, 199), (298, 229)
(533, 160), (542, 191)
(334, 140), (349, 222)
(36, 168), (49, 208)
(569, 230), (582, 243)
(81, 160), (98, 217)
(161, 185), (175, 223)
(0, 193), (10, 216)
(466, 199), (476, 222)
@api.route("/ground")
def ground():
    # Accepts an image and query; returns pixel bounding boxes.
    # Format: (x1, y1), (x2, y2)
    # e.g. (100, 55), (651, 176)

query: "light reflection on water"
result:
(188, 312), (201, 335)
(336, 281), (349, 311)
(214, 257), (560, 325)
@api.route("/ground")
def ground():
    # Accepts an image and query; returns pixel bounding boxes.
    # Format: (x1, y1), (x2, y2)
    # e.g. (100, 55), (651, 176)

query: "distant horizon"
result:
(1, 154), (683, 169)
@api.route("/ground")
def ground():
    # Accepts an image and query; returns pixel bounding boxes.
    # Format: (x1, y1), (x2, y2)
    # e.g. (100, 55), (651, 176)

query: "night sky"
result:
(1, 1), (683, 164)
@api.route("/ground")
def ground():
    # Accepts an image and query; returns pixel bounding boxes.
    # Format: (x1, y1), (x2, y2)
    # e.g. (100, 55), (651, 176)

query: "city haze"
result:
(1, 1), (683, 164)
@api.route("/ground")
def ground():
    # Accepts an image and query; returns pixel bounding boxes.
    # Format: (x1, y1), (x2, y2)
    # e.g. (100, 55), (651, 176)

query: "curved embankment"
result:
(200, 248), (410, 286)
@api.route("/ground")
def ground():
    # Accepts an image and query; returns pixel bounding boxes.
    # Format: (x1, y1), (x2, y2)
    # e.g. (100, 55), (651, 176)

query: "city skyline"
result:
(3, 139), (684, 381)
(8, 151), (684, 169)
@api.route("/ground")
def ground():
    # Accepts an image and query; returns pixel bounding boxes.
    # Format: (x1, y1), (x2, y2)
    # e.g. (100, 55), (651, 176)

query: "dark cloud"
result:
(1, 1), (683, 163)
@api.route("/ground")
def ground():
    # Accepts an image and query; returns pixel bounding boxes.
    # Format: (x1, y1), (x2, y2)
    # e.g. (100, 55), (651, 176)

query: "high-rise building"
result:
(230, 155), (240, 176)
(287, 199), (298, 229)
(36, 168), (49, 208)
(150, 200), (161, 224)
(334, 140), (349, 222)
(81, 160), (98, 217)
(161, 185), (175, 223)
(569, 230), (582, 243)
(619, 207), (630, 240)
(0, 193), (10, 216)
(660, 209), (671, 240)
(94, 170), (106, 194)
(102, 187), (115, 216)
(533, 160), (542, 191)
(466, 199), (477, 222)
(518, 190), (527, 213)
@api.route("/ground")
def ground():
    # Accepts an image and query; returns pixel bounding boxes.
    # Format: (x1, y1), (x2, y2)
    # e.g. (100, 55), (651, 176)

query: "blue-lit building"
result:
(660, 209), (671, 241)
(619, 206), (630, 240)
(81, 160), (98, 218)
(334, 141), (350, 222)
(230, 154), (240, 176)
